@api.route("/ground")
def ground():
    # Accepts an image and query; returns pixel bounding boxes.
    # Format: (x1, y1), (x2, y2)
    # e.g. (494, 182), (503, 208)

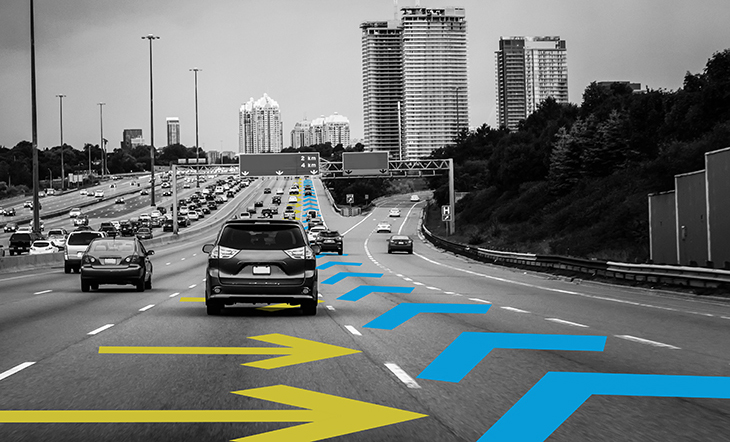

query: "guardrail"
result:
(419, 215), (730, 291)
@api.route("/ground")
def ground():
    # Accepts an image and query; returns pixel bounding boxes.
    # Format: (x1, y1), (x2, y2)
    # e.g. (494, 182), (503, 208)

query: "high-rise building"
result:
(239, 93), (283, 154)
(122, 129), (143, 149)
(361, 7), (468, 160)
(291, 119), (312, 150)
(361, 20), (403, 158)
(206, 150), (221, 164)
(496, 36), (568, 130)
(324, 113), (351, 147)
(166, 117), (180, 146)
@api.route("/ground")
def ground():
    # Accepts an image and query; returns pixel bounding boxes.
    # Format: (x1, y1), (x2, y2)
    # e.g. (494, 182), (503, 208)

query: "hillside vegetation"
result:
(427, 49), (730, 262)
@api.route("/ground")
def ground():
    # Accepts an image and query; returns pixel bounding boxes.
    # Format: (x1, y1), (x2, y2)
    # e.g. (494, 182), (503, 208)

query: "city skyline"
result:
(1, 0), (728, 153)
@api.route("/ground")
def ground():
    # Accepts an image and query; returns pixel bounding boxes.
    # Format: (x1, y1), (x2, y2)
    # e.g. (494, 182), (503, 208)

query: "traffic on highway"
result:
(1, 173), (730, 441)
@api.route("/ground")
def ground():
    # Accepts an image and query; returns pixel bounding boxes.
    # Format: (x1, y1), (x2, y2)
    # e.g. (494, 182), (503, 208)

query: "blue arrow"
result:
(338, 285), (414, 302)
(479, 372), (730, 442)
(363, 303), (490, 330)
(316, 261), (362, 270)
(322, 272), (383, 285)
(316, 253), (349, 258)
(418, 333), (606, 383)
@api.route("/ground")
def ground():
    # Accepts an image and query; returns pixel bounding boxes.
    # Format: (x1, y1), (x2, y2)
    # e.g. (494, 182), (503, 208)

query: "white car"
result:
(376, 222), (392, 233)
(69, 208), (82, 218)
(389, 208), (401, 217)
(188, 211), (200, 221)
(94, 190), (104, 198)
(288, 195), (298, 204)
(410, 194), (420, 202)
(307, 225), (328, 244)
(30, 240), (58, 255)
(79, 190), (88, 196)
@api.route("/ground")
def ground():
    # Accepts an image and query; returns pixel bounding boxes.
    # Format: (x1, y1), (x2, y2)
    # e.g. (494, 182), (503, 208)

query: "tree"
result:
(548, 126), (581, 194)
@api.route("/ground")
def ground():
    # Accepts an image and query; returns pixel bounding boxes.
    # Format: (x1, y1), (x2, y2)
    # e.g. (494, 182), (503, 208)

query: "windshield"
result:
(68, 232), (103, 245)
(218, 225), (305, 250)
(88, 239), (136, 254)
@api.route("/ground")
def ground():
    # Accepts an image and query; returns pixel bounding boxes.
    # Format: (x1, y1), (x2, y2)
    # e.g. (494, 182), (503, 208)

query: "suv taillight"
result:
(284, 246), (314, 260)
(210, 245), (239, 259)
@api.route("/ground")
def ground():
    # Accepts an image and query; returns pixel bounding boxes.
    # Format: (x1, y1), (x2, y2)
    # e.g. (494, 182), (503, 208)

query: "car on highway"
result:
(201, 219), (319, 316)
(376, 221), (392, 233)
(8, 232), (43, 255)
(30, 240), (58, 255)
(115, 197), (125, 204)
(177, 215), (190, 227)
(99, 223), (120, 238)
(64, 230), (106, 273)
(260, 208), (273, 218)
(80, 237), (154, 292)
(79, 190), (88, 196)
(73, 215), (89, 227)
(119, 220), (135, 236)
(207, 201), (218, 210)
(47, 228), (69, 250)
(389, 208), (401, 217)
(314, 230), (343, 255)
(387, 235), (413, 254)
(94, 190), (104, 198)
(288, 195), (298, 204)
(135, 227), (153, 240)
(3, 207), (16, 216)
(140, 189), (149, 196)
(238, 212), (251, 219)
(254, 200), (264, 207)
(69, 208), (82, 218)
(410, 194), (420, 202)
(188, 211), (200, 221)
(162, 219), (174, 232)
(304, 189), (312, 196)
(307, 224), (328, 244)
(275, 188), (284, 195)
(162, 190), (172, 197)
(272, 195), (281, 205)
(4, 222), (18, 233)
(263, 187), (271, 194)
(23, 201), (32, 208)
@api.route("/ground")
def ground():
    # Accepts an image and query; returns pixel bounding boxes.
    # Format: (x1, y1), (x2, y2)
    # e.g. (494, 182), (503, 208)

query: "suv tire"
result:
(145, 277), (152, 290)
(136, 275), (145, 292)
(302, 300), (318, 316)
(81, 281), (90, 292)
(206, 300), (222, 316)
(64, 263), (71, 274)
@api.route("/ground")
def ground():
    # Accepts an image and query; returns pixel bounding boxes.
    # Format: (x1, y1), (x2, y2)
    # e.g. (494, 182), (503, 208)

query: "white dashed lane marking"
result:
(33, 290), (52, 295)
(545, 318), (589, 328)
(169, 292), (180, 298)
(615, 335), (680, 350)
(469, 298), (492, 304)
(139, 304), (155, 312)
(0, 362), (35, 382)
(344, 325), (362, 336)
(385, 363), (421, 389)
(501, 306), (530, 313)
(88, 324), (114, 335)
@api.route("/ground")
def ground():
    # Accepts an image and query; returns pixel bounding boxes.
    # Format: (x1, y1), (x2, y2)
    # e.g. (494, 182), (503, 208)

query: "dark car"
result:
(99, 223), (119, 238)
(3, 208), (16, 216)
(136, 227), (153, 240)
(260, 208), (273, 218)
(3, 222), (18, 233)
(314, 230), (343, 255)
(387, 235), (414, 254)
(263, 188), (271, 194)
(80, 237), (154, 292)
(254, 200), (264, 207)
(8, 232), (43, 255)
(162, 219), (174, 232)
(201, 220), (319, 316)
(207, 201), (218, 210)
(271, 196), (281, 205)
(119, 221), (135, 236)
(115, 197), (125, 204)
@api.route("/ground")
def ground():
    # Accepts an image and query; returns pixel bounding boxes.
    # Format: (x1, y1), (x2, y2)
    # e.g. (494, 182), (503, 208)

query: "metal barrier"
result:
(420, 216), (730, 290)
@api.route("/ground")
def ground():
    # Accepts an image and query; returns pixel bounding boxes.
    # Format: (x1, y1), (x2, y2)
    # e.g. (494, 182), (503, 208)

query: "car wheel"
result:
(91, 283), (99, 290)
(338, 249), (343, 255)
(206, 300), (222, 316)
(81, 281), (90, 292)
(145, 276), (152, 290)
(302, 300), (318, 316)
(74, 266), (80, 274)
(388, 249), (392, 254)
(136, 276), (145, 292)
(9, 251), (13, 256)
(64, 263), (71, 274)
(409, 249), (413, 254)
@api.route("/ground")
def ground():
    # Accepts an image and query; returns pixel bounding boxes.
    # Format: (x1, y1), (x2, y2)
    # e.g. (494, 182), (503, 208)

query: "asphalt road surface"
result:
(1, 178), (729, 441)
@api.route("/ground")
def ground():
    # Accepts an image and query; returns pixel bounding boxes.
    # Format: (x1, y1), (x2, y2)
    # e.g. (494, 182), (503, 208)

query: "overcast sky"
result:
(1, 0), (729, 153)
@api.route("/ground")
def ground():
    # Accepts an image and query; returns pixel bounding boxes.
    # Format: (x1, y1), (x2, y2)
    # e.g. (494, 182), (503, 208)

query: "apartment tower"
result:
(496, 36), (568, 130)
(166, 118), (180, 146)
(238, 93), (284, 154)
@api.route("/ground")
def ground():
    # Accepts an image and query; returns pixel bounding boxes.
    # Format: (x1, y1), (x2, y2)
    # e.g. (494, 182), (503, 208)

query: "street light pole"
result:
(142, 34), (160, 207)
(56, 94), (66, 190)
(98, 102), (105, 178)
(30, 0), (40, 234)
(190, 67), (201, 187)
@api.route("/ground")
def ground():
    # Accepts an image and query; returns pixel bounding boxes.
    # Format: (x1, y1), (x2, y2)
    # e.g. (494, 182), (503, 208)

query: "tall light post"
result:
(142, 34), (159, 207)
(98, 102), (105, 178)
(190, 67), (201, 187)
(56, 94), (66, 190)
(30, 0), (40, 233)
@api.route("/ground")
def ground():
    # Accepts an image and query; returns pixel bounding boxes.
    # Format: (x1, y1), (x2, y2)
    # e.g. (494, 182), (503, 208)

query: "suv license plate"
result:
(253, 266), (271, 275)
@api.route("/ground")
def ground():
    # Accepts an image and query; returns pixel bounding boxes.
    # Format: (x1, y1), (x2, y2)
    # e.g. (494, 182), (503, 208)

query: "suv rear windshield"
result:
(318, 231), (340, 238)
(68, 232), (103, 245)
(219, 225), (305, 250)
(10, 233), (31, 241)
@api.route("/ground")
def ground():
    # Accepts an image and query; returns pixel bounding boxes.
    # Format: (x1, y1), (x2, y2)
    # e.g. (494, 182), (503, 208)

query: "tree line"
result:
(427, 49), (730, 262)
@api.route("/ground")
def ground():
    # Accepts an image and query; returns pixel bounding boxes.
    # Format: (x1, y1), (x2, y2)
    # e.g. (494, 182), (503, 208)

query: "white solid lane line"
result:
(139, 304), (155, 312)
(501, 306), (530, 313)
(0, 362), (36, 382)
(614, 335), (681, 350)
(88, 324), (114, 335)
(345, 325), (362, 336)
(33, 290), (52, 295)
(545, 318), (589, 328)
(469, 298), (492, 304)
(385, 363), (421, 389)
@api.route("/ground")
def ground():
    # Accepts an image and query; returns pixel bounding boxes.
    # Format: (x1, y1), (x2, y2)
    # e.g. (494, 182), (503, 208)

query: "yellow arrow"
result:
(0, 385), (427, 441)
(99, 333), (360, 369)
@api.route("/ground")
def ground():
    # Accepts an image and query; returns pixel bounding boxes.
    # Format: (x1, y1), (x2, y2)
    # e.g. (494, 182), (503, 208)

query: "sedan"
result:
(80, 237), (154, 292)
(3, 208), (16, 216)
(69, 208), (82, 218)
(376, 222), (392, 233)
(135, 227), (153, 240)
(30, 240), (58, 255)
(389, 208), (401, 217)
(410, 194), (420, 202)
(188, 211), (200, 221)
(115, 197), (125, 204)
(387, 235), (413, 254)
(3, 222), (18, 233)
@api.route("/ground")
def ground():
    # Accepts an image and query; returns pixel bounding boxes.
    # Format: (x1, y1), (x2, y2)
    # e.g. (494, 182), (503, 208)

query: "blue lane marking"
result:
(321, 272), (383, 285)
(418, 332), (606, 383)
(338, 285), (414, 302)
(363, 303), (491, 330)
(316, 261), (363, 270)
(478, 372), (730, 442)
(316, 253), (349, 258)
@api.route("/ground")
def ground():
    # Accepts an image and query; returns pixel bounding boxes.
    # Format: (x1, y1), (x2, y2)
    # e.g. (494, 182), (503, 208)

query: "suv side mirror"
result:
(311, 244), (322, 255)
(146, 250), (155, 256)
(202, 244), (214, 254)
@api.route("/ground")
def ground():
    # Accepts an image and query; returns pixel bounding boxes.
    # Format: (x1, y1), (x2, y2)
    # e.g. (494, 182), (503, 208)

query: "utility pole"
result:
(30, 0), (40, 233)
(56, 94), (66, 190)
(142, 34), (160, 207)
(98, 102), (105, 178)
(190, 67), (202, 187)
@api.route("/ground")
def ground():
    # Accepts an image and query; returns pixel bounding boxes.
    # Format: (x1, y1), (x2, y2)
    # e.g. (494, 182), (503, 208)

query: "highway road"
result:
(1, 177), (729, 441)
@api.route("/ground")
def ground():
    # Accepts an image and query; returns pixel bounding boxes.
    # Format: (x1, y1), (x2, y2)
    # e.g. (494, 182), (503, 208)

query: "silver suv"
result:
(65, 230), (106, 273)
(202, 220), (319, 316)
